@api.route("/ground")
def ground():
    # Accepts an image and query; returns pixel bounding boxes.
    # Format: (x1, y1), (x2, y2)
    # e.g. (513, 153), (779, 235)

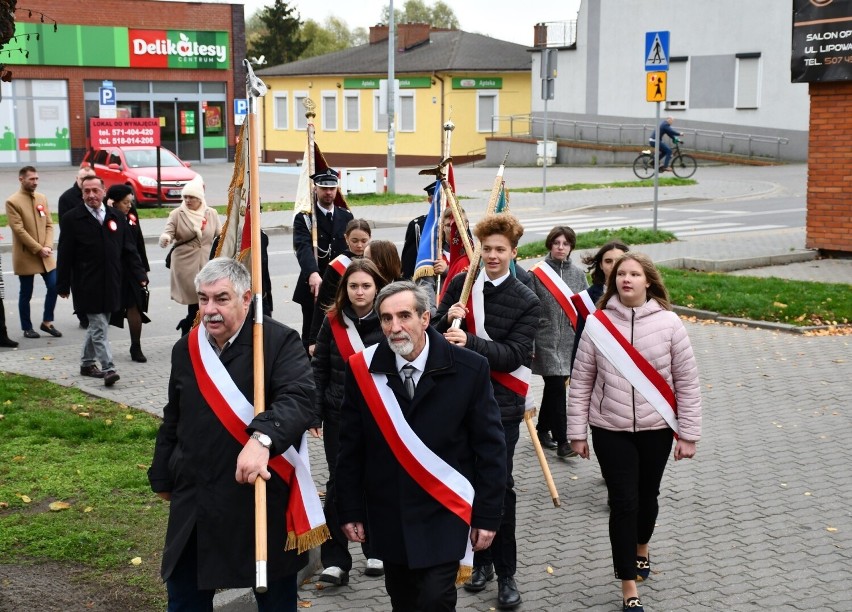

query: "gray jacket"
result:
(530, 255), (588, 376)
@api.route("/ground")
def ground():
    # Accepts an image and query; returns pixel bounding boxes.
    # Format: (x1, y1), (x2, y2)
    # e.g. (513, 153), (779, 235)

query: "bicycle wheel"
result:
(632, 154), (655, 179)
(671, 154), (697, 179)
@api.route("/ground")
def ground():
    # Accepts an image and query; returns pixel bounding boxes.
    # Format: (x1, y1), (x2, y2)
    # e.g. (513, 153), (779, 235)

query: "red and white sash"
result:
(583, 309), (679, 435)
(349, 344), (475, 580)
(465, 270), (532, 402)
(188, 325), (329, 552)
(530, 262), (579, 330)
(569, 290), (597, 320)
(328, 313), (365, 362)
(329, 254), (351, 276)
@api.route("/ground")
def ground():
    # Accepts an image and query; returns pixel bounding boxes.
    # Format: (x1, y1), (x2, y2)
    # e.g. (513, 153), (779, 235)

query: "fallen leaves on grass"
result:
(49, 501), (71, 511)
(130, 557), (142, 566)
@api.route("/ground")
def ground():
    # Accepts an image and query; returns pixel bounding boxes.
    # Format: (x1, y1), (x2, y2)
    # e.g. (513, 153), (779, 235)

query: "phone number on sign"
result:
(108, 137), (158, 146)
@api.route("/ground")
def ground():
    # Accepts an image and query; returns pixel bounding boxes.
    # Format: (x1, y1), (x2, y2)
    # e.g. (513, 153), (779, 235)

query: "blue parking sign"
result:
(234, 99), (248, 116)
(99, 87), (116, 106)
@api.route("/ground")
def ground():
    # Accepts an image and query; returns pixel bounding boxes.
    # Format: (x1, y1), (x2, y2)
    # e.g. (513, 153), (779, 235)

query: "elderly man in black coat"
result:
(56, 175), (147, 387)
(148, 257), (319, 611)
(336, 281), (507, 611)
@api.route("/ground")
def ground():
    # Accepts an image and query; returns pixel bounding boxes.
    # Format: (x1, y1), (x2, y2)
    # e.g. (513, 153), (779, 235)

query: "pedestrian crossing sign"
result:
(647, 72), (666, 102)
(645, 31), (670, 71)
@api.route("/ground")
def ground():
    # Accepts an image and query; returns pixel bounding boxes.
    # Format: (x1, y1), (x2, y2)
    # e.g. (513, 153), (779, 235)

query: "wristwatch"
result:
(251, 432), (272, 450)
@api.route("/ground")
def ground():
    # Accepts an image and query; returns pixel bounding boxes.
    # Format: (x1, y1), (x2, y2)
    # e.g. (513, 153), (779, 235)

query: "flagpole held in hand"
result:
(244, 58), (270, 593)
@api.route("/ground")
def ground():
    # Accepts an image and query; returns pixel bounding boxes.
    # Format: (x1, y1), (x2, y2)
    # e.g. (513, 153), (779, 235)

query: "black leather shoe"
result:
(557, 442), (578, 458)
(39, 324), (62, 338)
(0, 336), (18, 348)
(537, 431), (558, 450)
(80, 365), (104, 378)
(130, 344), (147, 363)
(497, 576), (521, 609)
(463, 564), (494, 592)
(23, 329), (40, 339)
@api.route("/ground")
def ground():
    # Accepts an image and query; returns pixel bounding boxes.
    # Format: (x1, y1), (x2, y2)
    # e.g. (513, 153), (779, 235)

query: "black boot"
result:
(463, 564), (494, 592)
(0, 300), (19, 348)
(130, 342), (147, 363)
(496, 576), (522, 609)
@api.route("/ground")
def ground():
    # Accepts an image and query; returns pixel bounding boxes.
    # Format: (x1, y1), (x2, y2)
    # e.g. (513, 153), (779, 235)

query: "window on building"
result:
(736, 53), (761, 109)
(322, 92), (338, 131)
(294, 92), (308, 130)
(666, 57), (688, 110)
(399, 92), (415, 132)
(476, 92), (498, 133)
(344, 92), (360, 131)
(273, 94), (288, 130)
(373, 92), (388, 132)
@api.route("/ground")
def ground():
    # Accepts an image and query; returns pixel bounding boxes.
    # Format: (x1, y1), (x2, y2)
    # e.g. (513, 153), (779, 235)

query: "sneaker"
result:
(39, 324), (62, 338)
(623, 596), (644, 611)
(364, 558), (384, 576)
(80, 364), (105, 378)
(318, 566), (349, 586)
(104, 370), (120, 387)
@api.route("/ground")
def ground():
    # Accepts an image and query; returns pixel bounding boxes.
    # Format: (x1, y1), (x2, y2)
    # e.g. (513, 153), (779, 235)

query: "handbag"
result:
(140, 286), (150, 313)
(164, 237), (193, 269)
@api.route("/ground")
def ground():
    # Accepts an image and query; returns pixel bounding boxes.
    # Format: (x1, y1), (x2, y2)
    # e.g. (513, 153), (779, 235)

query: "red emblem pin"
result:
(107, 219), (118, 232)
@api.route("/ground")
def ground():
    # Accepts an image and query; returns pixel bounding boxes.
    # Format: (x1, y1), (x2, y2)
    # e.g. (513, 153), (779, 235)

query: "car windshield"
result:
(124, 148), (184, 168)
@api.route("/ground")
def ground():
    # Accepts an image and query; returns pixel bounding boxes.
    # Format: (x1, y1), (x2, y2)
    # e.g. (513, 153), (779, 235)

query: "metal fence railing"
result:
(489, 114), (790, 161)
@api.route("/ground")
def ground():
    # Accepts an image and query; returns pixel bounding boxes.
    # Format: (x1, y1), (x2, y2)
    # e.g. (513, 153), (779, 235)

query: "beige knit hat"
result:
(181, 174), (205, 203)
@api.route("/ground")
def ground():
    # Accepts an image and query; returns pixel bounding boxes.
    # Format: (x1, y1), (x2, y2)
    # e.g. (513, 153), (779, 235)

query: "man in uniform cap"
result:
(400, 181), (439, 280)
(292, 167), (353, 351)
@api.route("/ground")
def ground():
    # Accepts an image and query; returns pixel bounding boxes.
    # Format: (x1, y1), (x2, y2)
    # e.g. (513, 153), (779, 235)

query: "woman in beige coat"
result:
(159, 175), (221, 335)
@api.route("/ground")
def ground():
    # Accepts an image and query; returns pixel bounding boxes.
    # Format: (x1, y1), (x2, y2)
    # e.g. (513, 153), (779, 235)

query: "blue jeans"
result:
(166, 537), (298, 612)
(18, 269), (57, 331)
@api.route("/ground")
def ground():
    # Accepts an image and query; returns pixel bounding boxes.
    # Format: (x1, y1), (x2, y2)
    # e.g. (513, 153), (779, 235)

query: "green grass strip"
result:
(516, 227), (676, 260)
(511, 177), (695, 193)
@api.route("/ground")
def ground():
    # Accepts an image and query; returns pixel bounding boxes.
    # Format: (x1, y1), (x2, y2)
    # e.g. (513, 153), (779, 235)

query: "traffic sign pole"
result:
(653, 101), (660, 231)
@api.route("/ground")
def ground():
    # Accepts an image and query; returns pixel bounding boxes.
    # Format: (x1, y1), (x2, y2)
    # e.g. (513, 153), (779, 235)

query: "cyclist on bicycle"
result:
(649, 117), (681, 172)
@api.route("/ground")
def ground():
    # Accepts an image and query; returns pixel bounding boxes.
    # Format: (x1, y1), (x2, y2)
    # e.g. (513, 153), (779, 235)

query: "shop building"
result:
(257, 24), (532, 167)
(2, 0), (247, 166)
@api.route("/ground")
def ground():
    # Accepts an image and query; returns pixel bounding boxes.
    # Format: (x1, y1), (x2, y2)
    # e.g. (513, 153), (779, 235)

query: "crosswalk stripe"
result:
(673, 224), (784, 237)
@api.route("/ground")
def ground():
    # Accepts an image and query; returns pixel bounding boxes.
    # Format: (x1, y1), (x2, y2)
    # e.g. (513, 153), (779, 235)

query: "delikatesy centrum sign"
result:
(5, 23), (229, 70)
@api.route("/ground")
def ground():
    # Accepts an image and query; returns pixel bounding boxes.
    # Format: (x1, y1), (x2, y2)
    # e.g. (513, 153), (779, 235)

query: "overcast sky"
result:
(240, 0), (580, 47)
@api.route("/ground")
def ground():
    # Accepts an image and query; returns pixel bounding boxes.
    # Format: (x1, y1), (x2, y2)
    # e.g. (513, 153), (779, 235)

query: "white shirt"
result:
(486, 270), (511, 287)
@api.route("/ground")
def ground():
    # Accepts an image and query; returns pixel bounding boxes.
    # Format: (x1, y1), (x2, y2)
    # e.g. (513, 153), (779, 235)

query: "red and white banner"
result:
(329, 254), (351, 276)
(328, 313), (365, 362)
(530, 262), (579, 330)
(349, 344), (474, 571)
(583, 310), (679, 435)
(465, 270), (532, 401)
(188, 325), (328, 551)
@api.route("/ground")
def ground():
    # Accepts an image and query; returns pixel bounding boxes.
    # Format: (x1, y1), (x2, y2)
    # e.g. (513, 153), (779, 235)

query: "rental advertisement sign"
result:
(5, 23), (229, 70)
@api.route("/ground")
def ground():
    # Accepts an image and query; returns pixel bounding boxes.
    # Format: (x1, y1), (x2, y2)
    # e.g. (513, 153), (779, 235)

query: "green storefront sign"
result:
(452, 77), (503, 89)
(5, 23), (229, 70)
(343, 77), (433, 89)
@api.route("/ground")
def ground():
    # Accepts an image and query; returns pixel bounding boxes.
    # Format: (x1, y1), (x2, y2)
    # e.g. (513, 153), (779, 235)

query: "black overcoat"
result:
(292, 205), (353, 305)
(336, 327), (507, 569)
(148, 316), (317, 588)
(56, 204), (147, 314)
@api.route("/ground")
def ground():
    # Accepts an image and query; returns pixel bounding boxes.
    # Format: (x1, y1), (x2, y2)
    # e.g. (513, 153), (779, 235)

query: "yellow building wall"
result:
(260, 72), (530, 165)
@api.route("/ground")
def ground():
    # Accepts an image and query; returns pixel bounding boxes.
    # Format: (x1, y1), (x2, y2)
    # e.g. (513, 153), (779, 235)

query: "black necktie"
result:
(402, 365), (416, 400)
(325, 211), (333, 224)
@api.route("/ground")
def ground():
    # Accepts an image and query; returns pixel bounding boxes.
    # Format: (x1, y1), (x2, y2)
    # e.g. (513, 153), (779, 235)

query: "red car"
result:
(81, 146), (198, 207)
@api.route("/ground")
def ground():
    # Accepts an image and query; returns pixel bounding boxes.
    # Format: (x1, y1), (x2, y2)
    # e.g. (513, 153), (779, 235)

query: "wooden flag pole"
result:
(304, 98), (319, 263)
(524, 411), (560, 507)
(243, 59), (269, 593)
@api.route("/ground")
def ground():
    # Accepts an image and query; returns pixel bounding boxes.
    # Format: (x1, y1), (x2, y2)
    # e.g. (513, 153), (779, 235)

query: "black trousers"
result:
(322, 412), (374, 570)
(473, 418), (520, 578)
(591, 426), (673, 580)
(384, 560), (459, 612)
(299, 300), (313, 350)
(536, 375), (568, 444)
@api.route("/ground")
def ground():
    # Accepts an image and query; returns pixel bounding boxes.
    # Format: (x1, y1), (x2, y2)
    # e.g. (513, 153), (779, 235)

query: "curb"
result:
(672, 304), (849, 335)
(655, 250), (818, 272)
(213, 548), (320, 611)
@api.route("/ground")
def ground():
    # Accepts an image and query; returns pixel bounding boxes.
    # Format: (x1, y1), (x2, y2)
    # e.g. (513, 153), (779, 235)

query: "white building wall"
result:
(532, 0), (809, 133)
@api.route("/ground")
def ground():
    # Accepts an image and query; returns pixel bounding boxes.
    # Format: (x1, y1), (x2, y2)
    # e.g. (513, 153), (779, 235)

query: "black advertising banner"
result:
(792, 0), (852, 82)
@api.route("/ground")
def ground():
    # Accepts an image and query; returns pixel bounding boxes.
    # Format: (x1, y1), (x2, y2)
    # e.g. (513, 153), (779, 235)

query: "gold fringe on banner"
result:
(285, 524), (331, 554)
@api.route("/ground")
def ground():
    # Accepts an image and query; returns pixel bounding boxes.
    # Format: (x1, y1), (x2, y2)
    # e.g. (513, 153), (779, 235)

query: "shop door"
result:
(153, 101), (201, 161)
(202, 101), (227, 160)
